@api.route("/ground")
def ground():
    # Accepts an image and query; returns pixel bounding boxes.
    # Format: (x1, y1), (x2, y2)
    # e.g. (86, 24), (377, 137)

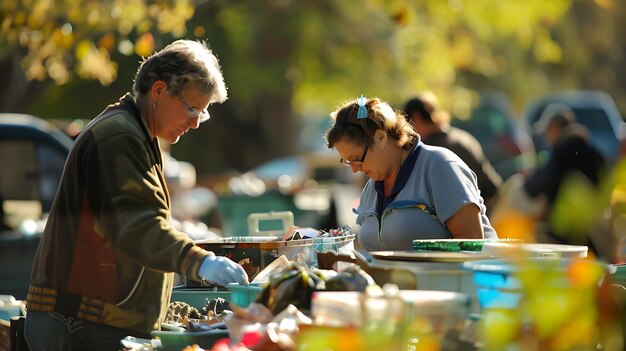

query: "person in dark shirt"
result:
(524, 123), (607, 249)
(524, 124), (606, 206)
(403, 93), (502, 211)
(531, 102), (577, 166)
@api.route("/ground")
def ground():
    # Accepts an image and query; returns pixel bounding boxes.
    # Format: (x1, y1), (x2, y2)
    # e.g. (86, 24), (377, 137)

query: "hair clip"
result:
(356, 94), (368, 119)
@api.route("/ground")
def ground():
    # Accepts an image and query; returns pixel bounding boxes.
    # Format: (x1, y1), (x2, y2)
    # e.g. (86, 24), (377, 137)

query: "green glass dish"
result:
(412, 239), (491, 252)
(413, 239), (524, 252)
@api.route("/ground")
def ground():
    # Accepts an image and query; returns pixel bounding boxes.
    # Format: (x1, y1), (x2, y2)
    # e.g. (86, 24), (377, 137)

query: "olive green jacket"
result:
(27, 94), (209, 334)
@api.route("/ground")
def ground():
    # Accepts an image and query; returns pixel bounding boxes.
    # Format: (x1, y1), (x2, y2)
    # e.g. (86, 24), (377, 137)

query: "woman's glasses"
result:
(340, 143), (369, 166)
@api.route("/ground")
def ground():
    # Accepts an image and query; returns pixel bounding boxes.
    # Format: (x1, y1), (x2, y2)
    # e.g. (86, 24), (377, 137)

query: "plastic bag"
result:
(324, 265), (376, 292)
(255, 262), (325, 315)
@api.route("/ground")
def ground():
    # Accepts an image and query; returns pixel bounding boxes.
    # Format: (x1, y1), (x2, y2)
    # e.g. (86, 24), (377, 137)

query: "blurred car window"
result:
(0, 114), (73, 223)
(0, 113), (74, 299)
(0, 139), (39, 202)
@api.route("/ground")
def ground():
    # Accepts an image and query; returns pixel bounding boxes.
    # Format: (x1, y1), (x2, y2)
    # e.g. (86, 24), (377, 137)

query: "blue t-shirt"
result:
(355, 141), (498, 251)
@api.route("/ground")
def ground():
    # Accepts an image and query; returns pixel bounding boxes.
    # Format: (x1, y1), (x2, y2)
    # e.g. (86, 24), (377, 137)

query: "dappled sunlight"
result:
(76, 41), (117, 85)
(134, 32), (155, 57)
(491, 209), (536, 242)
(2, 0), (195, 85)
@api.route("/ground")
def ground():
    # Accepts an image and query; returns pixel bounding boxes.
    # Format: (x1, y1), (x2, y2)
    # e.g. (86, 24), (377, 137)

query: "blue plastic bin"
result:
(462, 258), (611, 310)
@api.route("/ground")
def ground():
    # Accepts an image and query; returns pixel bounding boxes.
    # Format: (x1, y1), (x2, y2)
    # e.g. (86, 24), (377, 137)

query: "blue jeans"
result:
(24, 311), (150, 351)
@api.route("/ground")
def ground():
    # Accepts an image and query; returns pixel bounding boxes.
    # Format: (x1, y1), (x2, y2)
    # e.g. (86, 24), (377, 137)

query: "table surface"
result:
(370, 250), (492, 263)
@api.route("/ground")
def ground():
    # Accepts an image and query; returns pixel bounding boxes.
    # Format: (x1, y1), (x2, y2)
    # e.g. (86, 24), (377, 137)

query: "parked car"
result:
(452, 92), (536, 180)
(524, 90), (626, 166)
(0, 113), (74, 299)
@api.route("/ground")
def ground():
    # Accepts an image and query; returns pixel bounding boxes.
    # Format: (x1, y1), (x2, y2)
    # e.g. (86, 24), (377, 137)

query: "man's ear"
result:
(374, 130), (388, 149)
(151, 80), (167, 100)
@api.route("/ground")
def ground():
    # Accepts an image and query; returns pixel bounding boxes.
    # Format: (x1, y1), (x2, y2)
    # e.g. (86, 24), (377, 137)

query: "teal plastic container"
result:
(228, 283), (265, 308)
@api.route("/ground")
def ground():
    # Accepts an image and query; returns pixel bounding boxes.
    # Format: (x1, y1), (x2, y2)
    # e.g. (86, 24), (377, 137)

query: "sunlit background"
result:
(2, 0), (623, 174)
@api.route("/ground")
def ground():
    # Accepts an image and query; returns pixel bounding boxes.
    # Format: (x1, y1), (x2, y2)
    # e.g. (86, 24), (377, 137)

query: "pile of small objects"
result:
(323, 224), (352, 237)
(165, 301), (203, 324)
(163, 263), (379, 351)
(165, 297), (231, 325)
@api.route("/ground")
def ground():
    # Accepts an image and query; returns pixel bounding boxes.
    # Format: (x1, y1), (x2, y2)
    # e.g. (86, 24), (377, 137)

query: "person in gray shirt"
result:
(326, 95), (497, 251)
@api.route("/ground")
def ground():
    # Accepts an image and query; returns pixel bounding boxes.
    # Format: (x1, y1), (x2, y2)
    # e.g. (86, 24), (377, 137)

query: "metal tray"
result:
(371, 250), (492, 262)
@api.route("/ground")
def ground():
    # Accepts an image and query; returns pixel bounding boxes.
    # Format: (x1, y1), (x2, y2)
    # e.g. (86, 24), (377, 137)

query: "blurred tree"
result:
(557, 0), (626, 113)
(4, 0), (623, 177)
(175, 0), (576, 175)
(0, 0), (195, 111)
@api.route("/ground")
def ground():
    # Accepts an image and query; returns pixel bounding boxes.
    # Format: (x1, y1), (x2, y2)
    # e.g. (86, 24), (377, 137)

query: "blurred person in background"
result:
(24, 39), (248, 351)
(531, 102), (577, 166)
(490, 103), (577, 240)
(403, 92), (502, 211)
(525, 120), (609, 258)
(523, 105), (606, 211)
(491, 104), (611, 259)
(533, 103), (576, 148)
(325, 95), (497, 252)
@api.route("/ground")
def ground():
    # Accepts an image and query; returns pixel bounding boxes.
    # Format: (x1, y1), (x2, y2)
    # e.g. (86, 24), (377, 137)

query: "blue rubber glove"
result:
(199, 254), (249, 287)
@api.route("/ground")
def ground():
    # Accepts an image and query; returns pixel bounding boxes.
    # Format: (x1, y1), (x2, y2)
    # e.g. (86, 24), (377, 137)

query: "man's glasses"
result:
(340, 143), (369, 166)
(177, 94), (210, 123)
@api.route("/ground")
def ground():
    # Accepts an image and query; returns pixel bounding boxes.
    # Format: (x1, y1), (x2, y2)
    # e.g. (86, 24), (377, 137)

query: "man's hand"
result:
(199, 255), (249, 286)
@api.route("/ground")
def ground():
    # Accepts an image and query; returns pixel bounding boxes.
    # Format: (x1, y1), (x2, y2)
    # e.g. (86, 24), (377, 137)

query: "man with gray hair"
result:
(25, 40), (248, 350)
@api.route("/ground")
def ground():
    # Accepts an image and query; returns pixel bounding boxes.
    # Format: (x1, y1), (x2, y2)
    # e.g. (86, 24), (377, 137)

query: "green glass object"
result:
(413, 239), (488, 252)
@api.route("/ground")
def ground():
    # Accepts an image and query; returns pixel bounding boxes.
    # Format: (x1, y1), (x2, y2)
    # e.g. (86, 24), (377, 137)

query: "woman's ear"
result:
(374, 130), (388, 149)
